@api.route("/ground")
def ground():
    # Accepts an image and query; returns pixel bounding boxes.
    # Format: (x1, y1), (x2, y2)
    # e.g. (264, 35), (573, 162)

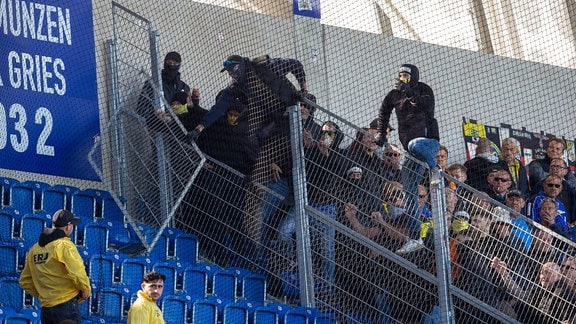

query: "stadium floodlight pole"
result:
(430, 169), (455, 323)
(288, 103), (316, 307)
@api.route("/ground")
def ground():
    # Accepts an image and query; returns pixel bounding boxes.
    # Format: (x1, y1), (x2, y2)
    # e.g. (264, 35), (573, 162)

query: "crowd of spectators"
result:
(138, 52), (576, 323)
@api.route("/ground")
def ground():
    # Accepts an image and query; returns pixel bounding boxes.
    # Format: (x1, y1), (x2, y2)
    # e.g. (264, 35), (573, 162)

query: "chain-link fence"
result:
(2, 0), (576, 323)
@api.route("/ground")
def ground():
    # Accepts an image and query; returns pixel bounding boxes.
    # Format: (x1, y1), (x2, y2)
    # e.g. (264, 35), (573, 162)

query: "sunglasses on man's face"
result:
(494, 177), (510, 182)
(546, 183), (562, 188)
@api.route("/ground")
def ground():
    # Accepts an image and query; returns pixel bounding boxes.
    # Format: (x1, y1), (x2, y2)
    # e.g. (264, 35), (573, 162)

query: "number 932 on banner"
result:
(0, 101), (54, 156)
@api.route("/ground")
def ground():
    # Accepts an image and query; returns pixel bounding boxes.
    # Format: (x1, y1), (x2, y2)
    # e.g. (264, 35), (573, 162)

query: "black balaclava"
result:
(162, 51), (182, 82)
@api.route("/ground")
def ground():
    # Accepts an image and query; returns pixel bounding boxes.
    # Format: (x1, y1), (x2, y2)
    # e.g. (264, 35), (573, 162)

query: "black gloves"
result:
(394, 80), (415, 97)
(374, 133), (387, 147)
(185, 129), (201, 144)
(399, 82), (411, 92)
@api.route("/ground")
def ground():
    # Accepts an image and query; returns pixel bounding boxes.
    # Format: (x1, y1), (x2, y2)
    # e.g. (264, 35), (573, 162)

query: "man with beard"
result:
(127, 271), (166, 324)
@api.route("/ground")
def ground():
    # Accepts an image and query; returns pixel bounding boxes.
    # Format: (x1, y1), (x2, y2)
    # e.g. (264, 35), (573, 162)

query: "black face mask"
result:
(163, 62), (180, 80)
(230, 62), (246, 84)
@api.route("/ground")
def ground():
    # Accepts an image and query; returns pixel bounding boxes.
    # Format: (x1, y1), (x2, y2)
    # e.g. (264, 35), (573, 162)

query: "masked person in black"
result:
(137, 51), (194, 129)
(186, 54), (307, 142)
(376, 64), (440, 255)
(185, 93), (260, 262)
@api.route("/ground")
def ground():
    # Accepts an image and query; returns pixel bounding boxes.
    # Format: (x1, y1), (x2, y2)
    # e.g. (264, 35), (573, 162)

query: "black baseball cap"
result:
(220, 55), (243, 72)
(506, 189), (524, 200)
(53, 209), (81, 227)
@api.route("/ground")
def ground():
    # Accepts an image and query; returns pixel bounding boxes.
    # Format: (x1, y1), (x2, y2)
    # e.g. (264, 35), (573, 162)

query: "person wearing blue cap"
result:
(186, 54), (307, 142)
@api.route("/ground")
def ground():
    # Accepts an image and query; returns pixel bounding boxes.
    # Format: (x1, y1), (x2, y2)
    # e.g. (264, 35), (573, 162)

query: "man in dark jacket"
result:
(529, 138), (576, 190)
(196, 92), (259, 175)
(137, 51), (193, 128)
(376, 64), (440, 254)
(185, 96), (259, 262)
(277, 120), (349, 288)
(187, 54), (307, 142)
(464, 137), (508, 191)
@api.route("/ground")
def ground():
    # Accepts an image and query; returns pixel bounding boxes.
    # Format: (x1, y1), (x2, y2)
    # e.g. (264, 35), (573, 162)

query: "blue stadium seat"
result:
(2, 308), (41, 324)
(205, 295), (228, 321)
(89, 254), (116, 288)
(98, 219), (133, 250)
(235, 300), (262, 323)
(163, 226), (183, 257)
(0, 209), (15, 241)
(0, 176), (19, 207)
(192, 299), (218, 324)
(148, 232), (169, 261)
(32, 210), (54, 227)
(223, 300), (258, 324)
(102, 194), (126, 221)
(21, 180), (50, 211)
(0, 276), (25, 312)
(162, 293), (192, 324)
(2, 209), (23, 243)
(194, 262), (222, 295)
(50, 184), (80, 210)
(82, 222), (109, 253)
(71, 189), (98, 221)
(223, 302), (249, 324)
(9, 182), (36, 214)
(254, 303), (291, 324)
(135, 223), (169, 261)
(0, 244), (19, 276)
(228, 267), (266, 303)
(212, 268), (239, 302)
(82, 188), (112, 219)
(152, 262), (179, 297)
(284, 308), (309, 324)
(76, 246), (92, 267)
(120, 256), (151, 293)
(19, 214), (46, 248)
(0, 306), (17, 322)
(93, 287), (126, 320)
(182, 264), (209, 299)
(173, 232), (199, 263)
(40, 186), (68, 215)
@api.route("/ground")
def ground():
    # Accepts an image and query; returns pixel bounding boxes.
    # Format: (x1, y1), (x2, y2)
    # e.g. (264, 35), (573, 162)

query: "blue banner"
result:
(0, 0), (100, 181)
(293, 0), (321, 19)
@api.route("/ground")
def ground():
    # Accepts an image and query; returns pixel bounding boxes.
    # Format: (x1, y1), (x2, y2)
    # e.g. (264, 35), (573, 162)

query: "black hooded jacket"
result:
(305, 121), (350, 204)
(378, 64), (439, 150)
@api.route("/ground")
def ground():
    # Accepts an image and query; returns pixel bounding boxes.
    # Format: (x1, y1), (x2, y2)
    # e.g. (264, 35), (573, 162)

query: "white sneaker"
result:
(396, 238), (424, 254)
